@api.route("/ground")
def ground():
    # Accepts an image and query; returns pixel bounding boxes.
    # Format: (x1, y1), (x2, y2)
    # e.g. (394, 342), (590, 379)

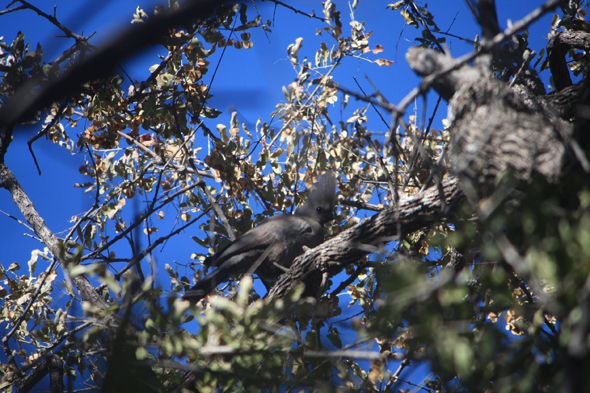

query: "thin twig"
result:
(95, 210), (210, 292)
(17, 321), (93, 375)
(2, 257), (60, 374)
(352, 77), (410, 168)
(0, 209), (35, 233)
(265, 0), (325, 22)
(128, 52), (174, 102)
(115, 130), (213, 179)
(397, 116), (447, 213)
(84, 143), (101, 218)
(27, 100), (69, 175)
(16, 0), (86, 42)
(81, 181), (202, 261)
(269, 59), (341, 149)
(0, 4), (26, 16)
(330, 263), (366, 296)
(170, 90), (236, 240)
(385, 358), (411, 393)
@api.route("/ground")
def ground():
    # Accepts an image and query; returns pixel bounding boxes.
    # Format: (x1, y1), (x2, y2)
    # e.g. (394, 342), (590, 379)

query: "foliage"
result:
(1, 0), (590, 392)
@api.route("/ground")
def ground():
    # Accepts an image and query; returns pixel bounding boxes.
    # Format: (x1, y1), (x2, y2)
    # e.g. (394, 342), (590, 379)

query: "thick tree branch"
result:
(16, 0), (87, 42)
(268, 176), (463, 300)
(406, 46), (573, 183)
(547, 31), (590, 91)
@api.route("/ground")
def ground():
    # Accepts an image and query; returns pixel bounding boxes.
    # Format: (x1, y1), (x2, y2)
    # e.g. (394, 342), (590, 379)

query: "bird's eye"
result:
(316, 207), (324, 213)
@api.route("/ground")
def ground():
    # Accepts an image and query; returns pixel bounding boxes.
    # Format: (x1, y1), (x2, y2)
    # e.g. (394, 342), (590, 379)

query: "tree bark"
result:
(548, 31), (590, 91)
(48, 355), (64, 393)
(268, 176), (463, 300)
(0, 163), (113, 316)
(406, 46), (572, 184)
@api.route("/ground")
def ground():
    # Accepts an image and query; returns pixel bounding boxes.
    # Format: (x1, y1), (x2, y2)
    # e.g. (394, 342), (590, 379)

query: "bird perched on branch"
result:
(183, 172), (337, 302)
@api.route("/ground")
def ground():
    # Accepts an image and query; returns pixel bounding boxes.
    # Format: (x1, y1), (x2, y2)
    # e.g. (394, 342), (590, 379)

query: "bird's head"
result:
(296, 172), (337, 225)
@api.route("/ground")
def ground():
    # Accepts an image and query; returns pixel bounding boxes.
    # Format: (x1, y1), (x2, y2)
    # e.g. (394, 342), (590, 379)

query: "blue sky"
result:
(0, 0), (557, 389)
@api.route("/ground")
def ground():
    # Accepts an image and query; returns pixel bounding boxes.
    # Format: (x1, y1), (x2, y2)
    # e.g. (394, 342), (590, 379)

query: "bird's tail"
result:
(182, 266), (231, 302)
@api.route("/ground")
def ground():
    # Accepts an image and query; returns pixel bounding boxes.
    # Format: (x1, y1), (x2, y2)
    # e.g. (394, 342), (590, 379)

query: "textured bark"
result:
(15, 355), (63, 393)
(546, 81), (584, 120)
(548, 31), (590, 91)
(15, 357), (48, 393)
(268, 176), (463, 300)
(449, 79), (571, 183)
(48, 355), (64, 393)
(406, 46), (572, 184)
(404, 47), (484, 102)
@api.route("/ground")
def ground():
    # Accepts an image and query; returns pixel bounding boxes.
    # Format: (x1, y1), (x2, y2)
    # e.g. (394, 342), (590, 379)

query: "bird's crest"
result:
(306, 172), (336, 208)
(295, 172), (336, 222)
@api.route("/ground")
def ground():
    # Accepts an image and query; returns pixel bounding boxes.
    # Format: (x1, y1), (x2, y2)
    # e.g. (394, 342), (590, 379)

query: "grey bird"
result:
(183, 172), (337, 302)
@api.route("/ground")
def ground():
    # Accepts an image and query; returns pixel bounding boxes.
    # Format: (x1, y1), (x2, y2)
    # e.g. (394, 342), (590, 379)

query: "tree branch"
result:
(268, 176), (463, 300)
(0, 163), (113, 318)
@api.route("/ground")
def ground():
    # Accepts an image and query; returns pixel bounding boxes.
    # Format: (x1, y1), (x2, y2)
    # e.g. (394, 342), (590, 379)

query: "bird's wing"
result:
(206, 214), (313, 267)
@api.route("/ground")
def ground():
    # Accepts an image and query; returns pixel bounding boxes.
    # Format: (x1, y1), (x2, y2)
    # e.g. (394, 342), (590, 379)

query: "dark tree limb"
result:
(0, 0), (227, 128)
(547, 31), (590, 91)
(48, 355), (64, 393)
(15, 354), (63, 393)
(476, 0), (501, 42)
